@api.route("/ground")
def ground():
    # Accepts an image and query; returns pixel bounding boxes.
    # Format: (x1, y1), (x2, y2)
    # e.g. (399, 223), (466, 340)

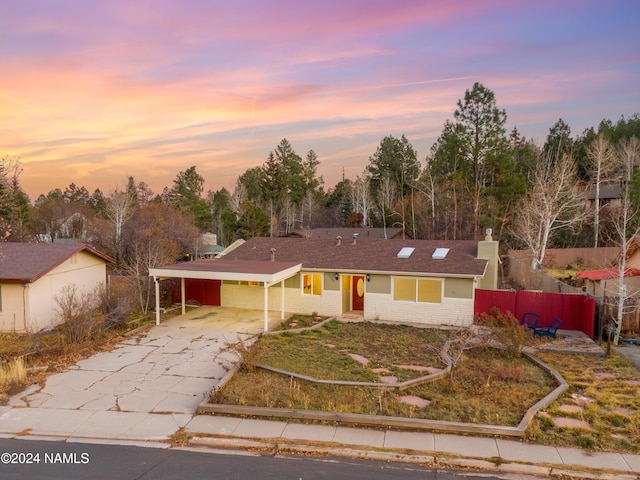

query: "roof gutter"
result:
(300, 267), (484, 279)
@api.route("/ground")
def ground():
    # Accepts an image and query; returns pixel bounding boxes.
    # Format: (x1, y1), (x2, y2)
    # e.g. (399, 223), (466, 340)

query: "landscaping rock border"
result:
(253, 363), (450, 391)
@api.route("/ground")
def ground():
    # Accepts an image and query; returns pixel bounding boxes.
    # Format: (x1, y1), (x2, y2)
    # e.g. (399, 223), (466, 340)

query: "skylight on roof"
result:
(432, 248), (450, 259)
(397, 247), (415, 258)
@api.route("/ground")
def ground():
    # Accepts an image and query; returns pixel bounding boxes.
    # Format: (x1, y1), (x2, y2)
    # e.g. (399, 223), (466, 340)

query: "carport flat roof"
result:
(149, 258), (302, 284)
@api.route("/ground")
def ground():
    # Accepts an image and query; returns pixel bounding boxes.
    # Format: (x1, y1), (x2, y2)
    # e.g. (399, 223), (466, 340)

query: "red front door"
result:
(352, 276), (365, 311)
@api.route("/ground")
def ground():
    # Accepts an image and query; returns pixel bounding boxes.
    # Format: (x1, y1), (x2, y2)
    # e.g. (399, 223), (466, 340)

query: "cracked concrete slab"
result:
(151, 392), (208, 414)
(38, 390), (103, 409)
(11, 308), (266, 415)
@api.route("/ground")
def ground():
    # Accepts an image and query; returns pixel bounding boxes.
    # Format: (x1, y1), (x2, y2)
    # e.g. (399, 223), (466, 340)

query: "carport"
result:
(149, 259), (301, 332)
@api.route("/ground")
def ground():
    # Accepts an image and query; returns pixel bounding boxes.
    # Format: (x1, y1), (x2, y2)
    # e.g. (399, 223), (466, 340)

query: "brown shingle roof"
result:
(0, 243), (114, 284)
(225, 237), (487, 277)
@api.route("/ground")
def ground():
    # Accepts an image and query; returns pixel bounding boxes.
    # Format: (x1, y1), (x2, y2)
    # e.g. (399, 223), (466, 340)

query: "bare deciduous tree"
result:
(587, 134), (616, 247)
(103, 188), (137, 262)
(605, 137), (640, 346)
(377, 173), (398, 238)
(429, 328), (489, 386)
(353, 174), (372, 227)
(511, 154), (585, 270)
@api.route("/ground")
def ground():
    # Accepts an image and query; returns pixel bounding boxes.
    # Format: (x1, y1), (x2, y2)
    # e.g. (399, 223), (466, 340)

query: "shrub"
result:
(96, 282), (132, 329)
(219, 337), (260, 373)
(475, 307), (531, 358)
(55, 284), (103, 344)
(493, 364), (525, 382)
(0, 357), (27, 391)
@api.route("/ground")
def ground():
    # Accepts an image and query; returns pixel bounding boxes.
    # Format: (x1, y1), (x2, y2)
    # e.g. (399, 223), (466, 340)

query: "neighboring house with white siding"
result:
(151, 234), (499, 330)
(0, 243), (114, 332)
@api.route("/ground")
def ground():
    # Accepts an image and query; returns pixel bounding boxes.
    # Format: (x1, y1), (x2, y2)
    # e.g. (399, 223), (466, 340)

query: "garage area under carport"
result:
(149, 258), (302, 332)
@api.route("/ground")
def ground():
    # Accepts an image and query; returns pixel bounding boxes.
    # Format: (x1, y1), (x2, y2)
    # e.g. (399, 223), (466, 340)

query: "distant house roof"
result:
(225, 237), (487, 277)
(0, 243), (114, 284)
(577, 267), (640, 281)
(284, 227), (407, 240)
(584, 182), (623, 201)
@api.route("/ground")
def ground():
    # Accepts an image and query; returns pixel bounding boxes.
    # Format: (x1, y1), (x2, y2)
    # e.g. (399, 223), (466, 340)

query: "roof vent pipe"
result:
(336, 236), (342, 246)
(270, 248), (276, 261)
(352, 233), (359, 245)
(485, 228), (493, 241)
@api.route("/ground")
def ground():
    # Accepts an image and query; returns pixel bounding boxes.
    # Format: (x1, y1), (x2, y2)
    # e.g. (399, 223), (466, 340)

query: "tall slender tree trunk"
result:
(594, 177), (601, 248)
(452, 183), (458, 240)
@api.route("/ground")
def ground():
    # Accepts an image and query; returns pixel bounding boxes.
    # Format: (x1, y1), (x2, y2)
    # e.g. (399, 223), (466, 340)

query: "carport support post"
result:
(154, 277), (161, 325)
(181, 277), (186, 315)
(264, 283), (269, 332)
(280, 279), (285, 320)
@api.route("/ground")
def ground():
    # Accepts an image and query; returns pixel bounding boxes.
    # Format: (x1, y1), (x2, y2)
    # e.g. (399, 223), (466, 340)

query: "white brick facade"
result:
(364, 292), (474, 326)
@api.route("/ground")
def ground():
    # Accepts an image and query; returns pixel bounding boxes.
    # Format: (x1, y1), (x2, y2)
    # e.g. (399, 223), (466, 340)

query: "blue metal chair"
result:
(533, 318), (562, 338)
(519, 312), (540, 329)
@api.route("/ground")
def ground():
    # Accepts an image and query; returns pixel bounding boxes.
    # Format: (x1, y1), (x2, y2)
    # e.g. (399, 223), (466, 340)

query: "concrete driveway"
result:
(0, 307), (284, 440)
(10, 307), (284, 415)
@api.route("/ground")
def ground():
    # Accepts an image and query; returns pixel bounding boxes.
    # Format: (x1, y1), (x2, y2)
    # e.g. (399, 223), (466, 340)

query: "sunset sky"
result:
(2, 0), (639, 200)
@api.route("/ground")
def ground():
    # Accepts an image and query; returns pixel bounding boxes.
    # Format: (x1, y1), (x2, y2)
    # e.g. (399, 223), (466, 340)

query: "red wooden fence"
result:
(474, 289), (596, 339)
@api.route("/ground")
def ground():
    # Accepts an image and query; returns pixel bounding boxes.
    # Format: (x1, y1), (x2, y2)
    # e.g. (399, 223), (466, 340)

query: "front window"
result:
(393, 277), (442, 303)
(302, 273), (322, 296)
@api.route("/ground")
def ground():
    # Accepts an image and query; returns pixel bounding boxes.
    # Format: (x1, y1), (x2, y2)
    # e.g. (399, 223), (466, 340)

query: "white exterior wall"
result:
(220, 283), (282, 310)
(219, 280), (474, 325)
(1, 251), (108, 333)
(220, 283), (343, 317)
(364, 292), (474, 326)
(0, 283), (28, 332)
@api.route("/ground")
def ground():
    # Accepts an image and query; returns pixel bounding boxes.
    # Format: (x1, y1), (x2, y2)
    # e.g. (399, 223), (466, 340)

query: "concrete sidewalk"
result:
(184, 415), (640, 478)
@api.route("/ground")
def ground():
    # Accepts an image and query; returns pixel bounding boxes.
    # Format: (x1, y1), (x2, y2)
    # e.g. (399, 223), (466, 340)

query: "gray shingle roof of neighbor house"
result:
(0, 243), (115, 284)
(224, 237), (488, 277)
(284, 227), (406, 239)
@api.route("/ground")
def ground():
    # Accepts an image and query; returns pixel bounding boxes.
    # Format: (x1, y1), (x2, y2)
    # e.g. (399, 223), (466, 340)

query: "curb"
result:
(189, 435), (639, 480)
